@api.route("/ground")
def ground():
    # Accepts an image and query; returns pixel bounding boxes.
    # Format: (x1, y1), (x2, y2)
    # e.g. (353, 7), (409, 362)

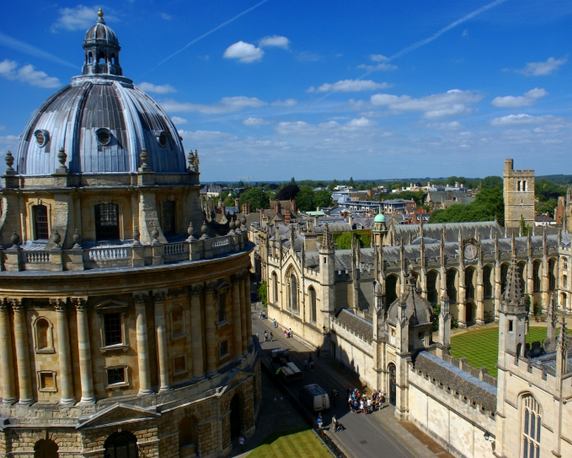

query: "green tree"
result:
(296, 186), (315, 212)
(276, 184), (300, 201)
(314, 189), (333, 209)
(239, 187), (270, 211)
(429, 187), (504, 225)
(258, 282), (267, 307)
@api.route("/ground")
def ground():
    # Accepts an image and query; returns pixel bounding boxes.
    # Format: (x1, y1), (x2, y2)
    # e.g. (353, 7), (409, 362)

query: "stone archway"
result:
(388, 363), (397, 406)
(34, 439), (58, 458)
(465, 302), (475, 325)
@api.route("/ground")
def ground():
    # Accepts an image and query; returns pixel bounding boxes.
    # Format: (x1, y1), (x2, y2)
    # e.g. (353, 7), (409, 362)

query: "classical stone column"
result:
(190, 284), (205, 380)
(231, 276), (243, 360)
(134, 293), (153, 396)
(73, 298), (95, 404)
(204, 282), (218, 376)
(11, 299), (33, 405)
(0, 300), (16, 404)
(52, 298), (75, 405)
(153, 290), (170, 393)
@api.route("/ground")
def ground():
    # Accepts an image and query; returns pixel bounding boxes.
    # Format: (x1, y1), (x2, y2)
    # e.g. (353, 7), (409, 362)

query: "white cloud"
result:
(275, 117), (374, 136)
(51, 5), (103, 32)
(491, 88), (547, 107)
(518, 56), (567, 76)
(171, 116), (187, 125)
(358, 54), (398, 71)
(160, 96), (266, 115)
(0, 134), (19, 146)
(259, 35), (289, 49)
(490, 114), (558, 126)
(308, 79), (390, 93)
(160, 13), (172, 20)
(223, 41), (263, 63)
(243, 117), (268, 127)
(426, 121), (464, 130)
(370, 89), (483, 119)
(369, 54), (389, 62)
(462, 29), (469, 37)
(138, 82), (176, 94)
(0, 59), (60, 88)
(272, 98), (297, 107)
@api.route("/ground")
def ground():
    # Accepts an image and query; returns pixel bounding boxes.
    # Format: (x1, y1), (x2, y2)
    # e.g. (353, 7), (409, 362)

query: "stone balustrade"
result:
(0, 230), (249, 272)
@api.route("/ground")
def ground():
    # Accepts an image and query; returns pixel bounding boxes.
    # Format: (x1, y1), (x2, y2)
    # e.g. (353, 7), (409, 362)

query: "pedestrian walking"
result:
(238, 435), (245, 452)
(270, 331), (273, 341)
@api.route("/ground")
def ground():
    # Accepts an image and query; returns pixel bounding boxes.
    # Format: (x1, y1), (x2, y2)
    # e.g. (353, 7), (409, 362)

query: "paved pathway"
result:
(250, 309), (452, 458)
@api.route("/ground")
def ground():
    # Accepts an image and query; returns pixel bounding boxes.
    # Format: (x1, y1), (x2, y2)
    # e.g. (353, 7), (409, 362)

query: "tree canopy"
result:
(239, 187), (270, 211)
(429, 187), (504, 225)
(275, 184), (300, 201)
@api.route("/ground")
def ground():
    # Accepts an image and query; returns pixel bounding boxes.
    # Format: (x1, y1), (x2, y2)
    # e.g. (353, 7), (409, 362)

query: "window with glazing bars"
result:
(95, 203), (119, 240)
(522, 396), (541, 458)
(103, 312), (122, 346)
(33, 205), (49, 240)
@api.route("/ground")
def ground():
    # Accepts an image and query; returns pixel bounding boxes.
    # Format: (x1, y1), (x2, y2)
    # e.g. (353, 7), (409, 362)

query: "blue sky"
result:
(1, 0), (571, 182)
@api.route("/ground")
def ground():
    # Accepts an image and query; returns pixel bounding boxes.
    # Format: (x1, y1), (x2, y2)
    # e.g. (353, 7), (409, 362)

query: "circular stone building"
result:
(0, 10), (259, 458)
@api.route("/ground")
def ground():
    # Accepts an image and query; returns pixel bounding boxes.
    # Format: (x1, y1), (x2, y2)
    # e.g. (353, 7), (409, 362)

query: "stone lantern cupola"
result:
(82, 8), (123, 76)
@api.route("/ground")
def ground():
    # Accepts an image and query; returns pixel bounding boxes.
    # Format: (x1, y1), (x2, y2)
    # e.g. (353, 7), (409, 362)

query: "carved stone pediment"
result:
(77, 403), (160, 430)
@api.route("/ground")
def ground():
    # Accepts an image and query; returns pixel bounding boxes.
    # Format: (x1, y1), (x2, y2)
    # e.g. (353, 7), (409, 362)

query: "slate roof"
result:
(386, 273), (433, 327)
(390, 221), (503, 243)
(334, 308), (373, 343)
(415, 352), (497, 412)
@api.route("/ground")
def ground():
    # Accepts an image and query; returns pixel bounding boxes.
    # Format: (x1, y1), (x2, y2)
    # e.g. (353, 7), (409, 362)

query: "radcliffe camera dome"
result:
(15, 8), (187, 176)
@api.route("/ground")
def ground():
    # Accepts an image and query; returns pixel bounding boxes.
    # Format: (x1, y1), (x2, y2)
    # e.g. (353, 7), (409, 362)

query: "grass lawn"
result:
(450, 326), (556, 378)
(246, 428), (332, 458)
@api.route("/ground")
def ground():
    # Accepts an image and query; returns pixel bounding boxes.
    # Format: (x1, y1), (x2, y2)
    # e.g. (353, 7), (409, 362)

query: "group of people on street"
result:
(303, 354), (315, 372)
(263, 330), (273, 342)
(284, 327), (293, 338)
(347, 387), (385, 414)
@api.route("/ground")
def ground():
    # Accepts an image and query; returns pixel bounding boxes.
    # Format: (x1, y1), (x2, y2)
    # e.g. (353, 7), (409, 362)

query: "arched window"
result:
(104, 431), (138, 458)
(522, 395), (541, 458)
(446, 270), (457, 304)
(272, 272), (278, 304)
(518, 262), (526, 294)
(95, 203), (120, 240)
(171, 305), (184, 338)
(483, 265), (493, 298)
(34, 439), (58, 458)
(179, 416), (196, 452)
(533, 261), (541, 292)
(33, 205), (49, 240)
(35, 318), (52, 351)
(289, 274), (298, 312)
(162, 200), (176, 236)
(501, 263), (509, 295)
(98, 51), (106, 64)
(88, 52), (93, 64)
(465, 268), (475, 300)
(427, 271), (438, 305)
(549, 259), (557, 291)
(385, 275), (398, 307)
(309, 287), (317, 322)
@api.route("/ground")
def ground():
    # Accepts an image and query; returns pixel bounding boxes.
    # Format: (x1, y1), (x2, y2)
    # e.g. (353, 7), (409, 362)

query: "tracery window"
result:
(289, 273), (298, 313)
(95, 203), (119, 240)
(446, 270), (457, 304)
(272, 272), (278, 304)
(522, 395), (541, 458)
(33, 205), (49, 240)
(465, 268), (475, 300)
(483, 265), (493, 298)
(533, 261), (541, 292)
(427, 271), (438, 305)
(309, 287), (317, 323)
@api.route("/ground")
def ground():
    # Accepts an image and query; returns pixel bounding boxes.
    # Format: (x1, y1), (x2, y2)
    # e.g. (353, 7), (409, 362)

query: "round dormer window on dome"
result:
(156, 131), (168, 148)
(95, 128), (112, 146)
(34, 130), (50, 148)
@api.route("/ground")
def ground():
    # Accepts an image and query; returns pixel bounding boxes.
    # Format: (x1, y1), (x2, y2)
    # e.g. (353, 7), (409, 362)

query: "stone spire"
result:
(320, 222), (335, 252)
(502, 258), (525, 309)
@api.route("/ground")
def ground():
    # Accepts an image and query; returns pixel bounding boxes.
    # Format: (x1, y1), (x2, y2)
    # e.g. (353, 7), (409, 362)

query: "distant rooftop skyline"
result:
(1, 0), (571, 181)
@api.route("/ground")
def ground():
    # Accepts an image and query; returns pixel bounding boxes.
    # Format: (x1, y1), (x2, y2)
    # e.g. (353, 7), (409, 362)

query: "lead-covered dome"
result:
(15, 9), (186, 176)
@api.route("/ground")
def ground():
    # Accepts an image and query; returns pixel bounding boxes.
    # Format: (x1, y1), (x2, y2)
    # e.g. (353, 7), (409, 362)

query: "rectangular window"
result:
(95, 203), (120, 240)
(162, 201), (176, 235)
(106, 367), (126, 386)
(173, 355), (186, 374)
(38, 371), (57, 392)
(220, 340), (229, 358)
(509, 320), (514, 332)
(33, 205), (49, 240)
(218, 292), (227, 323)
(104, 312), (122, 346)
